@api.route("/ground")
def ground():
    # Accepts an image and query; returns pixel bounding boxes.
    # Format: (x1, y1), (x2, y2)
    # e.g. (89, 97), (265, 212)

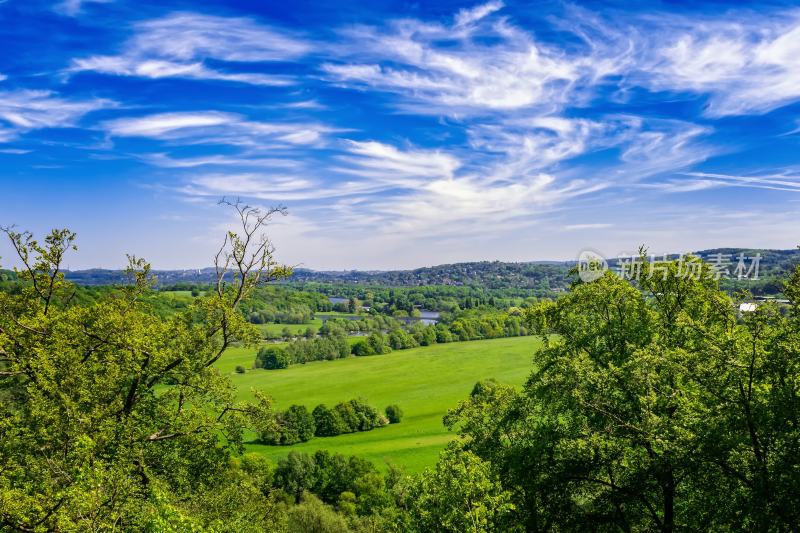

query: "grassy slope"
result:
(224, 336), (540, 472)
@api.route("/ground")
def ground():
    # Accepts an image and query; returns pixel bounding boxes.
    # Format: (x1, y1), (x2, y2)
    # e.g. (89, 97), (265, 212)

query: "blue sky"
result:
(1, 0), (800, 270)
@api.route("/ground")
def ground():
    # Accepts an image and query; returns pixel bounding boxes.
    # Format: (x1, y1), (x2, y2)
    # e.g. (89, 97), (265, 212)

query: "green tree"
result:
(263, 404), (316, 445)
(313, 404), (347, 437)
(287, 493), (351, 533)
(0, 201), (291, 530)
(275, 451), (318, 503)
(408, 444), (515, 532)
(446, 256), (800, 531)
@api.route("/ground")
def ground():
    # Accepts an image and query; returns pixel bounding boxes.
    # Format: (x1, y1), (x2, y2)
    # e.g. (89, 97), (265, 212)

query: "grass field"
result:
(224, 336), (541, 472)
(254, 319), (323, 336)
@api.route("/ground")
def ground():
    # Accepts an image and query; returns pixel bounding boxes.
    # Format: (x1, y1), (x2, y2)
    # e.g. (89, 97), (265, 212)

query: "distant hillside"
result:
(0, 247), (771, 294)
(53, 261), (572, 290)
(290, 260), (573, 289)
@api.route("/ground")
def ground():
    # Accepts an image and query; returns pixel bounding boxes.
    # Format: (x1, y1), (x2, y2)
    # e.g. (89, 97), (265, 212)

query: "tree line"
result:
(254, 399), (402, 445)
(254, 309), (529, 369)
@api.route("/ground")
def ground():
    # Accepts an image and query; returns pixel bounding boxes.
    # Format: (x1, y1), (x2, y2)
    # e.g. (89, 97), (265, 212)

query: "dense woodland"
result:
(1, 211), (799, 531)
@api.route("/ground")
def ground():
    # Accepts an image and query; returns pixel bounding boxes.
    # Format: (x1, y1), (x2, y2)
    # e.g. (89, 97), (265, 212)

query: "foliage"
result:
(263, 399), (387, 444)
(407, 444), (516, 533)
(274, 450), (399, 519)
(284, 334), (351, 363)
(385, 404), (404, 424)
(313, 404), (348, 437)
(261, 404), (316, 445)
(444, 255), (800, 531)
(0, 202), (290, 531)
(352, 332), (392, 356)
(255, 345), (290, 369)
(286, 493), (351, 533)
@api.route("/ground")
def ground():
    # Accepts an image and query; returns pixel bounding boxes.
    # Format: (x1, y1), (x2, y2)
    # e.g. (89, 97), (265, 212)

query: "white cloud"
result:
(467, 115), (637, 173)
(54, 0), (112, 17)
(323, 138), (604, 237)
(102, 111), (234, 137)
(69, 12), (310, 86)
(676, 171), (800, 193)
(455, 1), (505, 27)
(101, 111), (333, 147)
(324, 6), (800, 121)
(618, 119), (714, 179)
(337, 140), (460, 182)
(142, 153), (301, 169)
(321, 10), (614, 114)
(564, 223), (613, 231)
(639, 12), (800, 116)
(71, 57), (291, 86)
(0, 90), (114, 141)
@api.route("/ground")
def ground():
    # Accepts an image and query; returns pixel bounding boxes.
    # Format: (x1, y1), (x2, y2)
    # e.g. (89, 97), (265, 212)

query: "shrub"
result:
(255, 346), (289, 369)
(351, 332), (392, 356)
(385, 404), (403, 424)
(261, 404), (316, 445)
(348, 398), (382, 431)
(334, 401), (360, 433)
(287, 493), (350, 533)
(312, 404), (347, 437)
(283, 335), (350, 364)
(235, 365), (246, 374)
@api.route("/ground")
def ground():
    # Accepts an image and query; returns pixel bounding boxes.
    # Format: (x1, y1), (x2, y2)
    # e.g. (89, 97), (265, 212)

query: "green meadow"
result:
(222, 336), (541, 472)
(254, 319), (323, 336)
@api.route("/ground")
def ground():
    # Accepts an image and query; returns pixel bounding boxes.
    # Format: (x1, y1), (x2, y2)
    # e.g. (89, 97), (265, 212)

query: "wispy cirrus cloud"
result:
(141, 153), (302, 170)
(10, 1), (800, 269)
(642, 11), (800, 117)
(0, 89), (114, 142)
(454, 1), (505, 27)
(662, 171), (800, 193)
(101, 111), (334, 147)
(69, 12), (311, 86)
(335, 140), (460, 182)
(54, 0), (112, 17)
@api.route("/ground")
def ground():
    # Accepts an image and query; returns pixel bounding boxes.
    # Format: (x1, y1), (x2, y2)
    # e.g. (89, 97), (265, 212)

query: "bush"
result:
(388, 329), (418, 350)
(235, 365), (246, 374)
(285, 335), (349, 364)
(263, 399), (388, 444)
(351, 332), (392, 356)
(255, 346), (289, 369)
(286, 493), (350, 533)
(348, 398), (382, 431)
(333, 401), (360, 433)
(261, 404), (316, 445)
(385, 404), (403, 424)
(312, 404), (347, 437)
